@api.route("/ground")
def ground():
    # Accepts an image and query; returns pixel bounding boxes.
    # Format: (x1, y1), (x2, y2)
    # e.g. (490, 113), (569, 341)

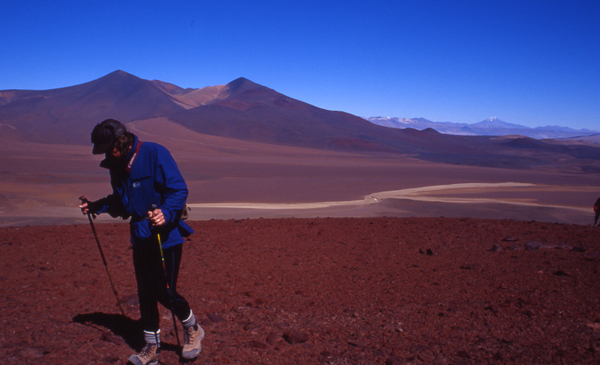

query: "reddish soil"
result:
(2, 217), (600, 364)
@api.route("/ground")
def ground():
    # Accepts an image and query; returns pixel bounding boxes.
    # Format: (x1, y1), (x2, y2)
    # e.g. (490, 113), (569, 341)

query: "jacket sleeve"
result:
(155, 146), (188, 224)
(90, 194), (130, 219)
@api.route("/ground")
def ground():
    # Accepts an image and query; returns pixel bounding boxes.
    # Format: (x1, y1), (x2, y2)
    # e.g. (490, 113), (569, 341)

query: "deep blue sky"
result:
(1, 0), (598, 129)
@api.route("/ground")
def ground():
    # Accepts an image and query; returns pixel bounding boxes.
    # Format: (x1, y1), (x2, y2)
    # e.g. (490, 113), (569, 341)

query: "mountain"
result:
(1, 71), (599, 172)
(168, 77), (418, 151)
(0, 70), (187, 144)
(367, 116), (599, 139)
(471, 117), (528, 129)
(0, 72), (468, 154)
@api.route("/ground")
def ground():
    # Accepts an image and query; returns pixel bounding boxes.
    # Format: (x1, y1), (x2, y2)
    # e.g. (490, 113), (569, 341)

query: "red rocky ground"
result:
(2, 217), (600, 364)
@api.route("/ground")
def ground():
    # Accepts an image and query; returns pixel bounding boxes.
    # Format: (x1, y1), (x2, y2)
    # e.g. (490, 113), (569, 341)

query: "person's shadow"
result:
(72, 313), (180, 359)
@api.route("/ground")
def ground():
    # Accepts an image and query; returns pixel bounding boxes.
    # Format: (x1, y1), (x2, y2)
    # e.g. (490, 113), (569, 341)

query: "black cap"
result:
(91, 119), (126, 155)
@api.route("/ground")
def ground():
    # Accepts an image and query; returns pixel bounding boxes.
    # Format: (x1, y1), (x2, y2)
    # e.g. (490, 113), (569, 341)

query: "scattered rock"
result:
(410, 344), (428, 354)
(503, 237), (519, 242)
(516, 298), (529, 308)
(484, 304), (498, 314)
(207, 313), (225, 323)
(553, 269), (570, 277)
(283, 330), (309, 344)
(3, 217), (600, 364)
(555, 242), (572, 250)
(488, 244), (501, 252)
(19, 347), (46, 359)
(348, 340), (363, 347)
(101, 355), (121, 363)
(266, 332), (281, 345)
(525, 241), (542, 251)
(246, 340), (268, 349)
(586, 322), (600, 331)
(456, 350), (471, 359)
(121, 294), (139, 306)
(100, 331), (124, 345)
(460, 264), (481, 270)
(199, 318), (213, 327)
(386, 356), (407, 365)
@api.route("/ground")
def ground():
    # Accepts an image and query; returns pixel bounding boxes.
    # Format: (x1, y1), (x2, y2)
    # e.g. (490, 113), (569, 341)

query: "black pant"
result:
(133, 240), (191, 333)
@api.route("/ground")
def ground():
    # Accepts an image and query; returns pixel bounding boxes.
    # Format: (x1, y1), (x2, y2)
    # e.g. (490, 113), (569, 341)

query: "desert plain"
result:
(1, 118), (600, 364)
(1, 117), (598, 226)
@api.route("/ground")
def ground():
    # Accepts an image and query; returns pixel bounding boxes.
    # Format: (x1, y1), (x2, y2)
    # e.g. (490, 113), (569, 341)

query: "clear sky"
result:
(1, 0), (598, 129)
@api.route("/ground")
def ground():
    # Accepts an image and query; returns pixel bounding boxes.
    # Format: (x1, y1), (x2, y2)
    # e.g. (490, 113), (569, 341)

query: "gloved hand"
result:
(79, 196), (98, 218)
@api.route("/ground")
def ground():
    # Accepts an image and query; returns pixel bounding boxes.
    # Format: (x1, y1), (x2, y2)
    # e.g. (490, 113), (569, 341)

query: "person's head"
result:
(91, 119), (134, 158)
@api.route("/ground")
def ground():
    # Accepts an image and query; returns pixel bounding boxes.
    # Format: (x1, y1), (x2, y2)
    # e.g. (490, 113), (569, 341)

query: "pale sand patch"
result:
(2, 182), (595, 226)
(188, 182), (593, 213)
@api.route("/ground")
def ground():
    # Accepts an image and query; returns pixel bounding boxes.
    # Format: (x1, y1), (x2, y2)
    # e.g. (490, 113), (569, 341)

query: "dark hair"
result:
(113, 131), (135, 157)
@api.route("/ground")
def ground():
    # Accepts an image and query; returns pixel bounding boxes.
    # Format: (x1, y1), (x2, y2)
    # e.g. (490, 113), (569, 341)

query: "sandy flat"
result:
(185, 182), (595, 224)
(188, 182), (593, 213)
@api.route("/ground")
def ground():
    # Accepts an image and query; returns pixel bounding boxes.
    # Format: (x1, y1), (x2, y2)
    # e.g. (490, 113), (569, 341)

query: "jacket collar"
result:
(125, 137), (142, 173)
(99, 135), (140, 171)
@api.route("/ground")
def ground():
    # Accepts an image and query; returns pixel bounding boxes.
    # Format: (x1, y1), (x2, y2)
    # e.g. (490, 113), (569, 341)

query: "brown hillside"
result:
(0, 71), (186, 144)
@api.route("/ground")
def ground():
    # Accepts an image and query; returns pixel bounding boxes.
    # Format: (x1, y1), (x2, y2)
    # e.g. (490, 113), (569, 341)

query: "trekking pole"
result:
(79, 196), (126, 316)
(151, 204), (181, 348)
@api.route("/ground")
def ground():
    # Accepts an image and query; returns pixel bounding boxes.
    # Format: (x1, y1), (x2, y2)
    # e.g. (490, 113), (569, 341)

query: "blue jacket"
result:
(94, 136), (194, 248)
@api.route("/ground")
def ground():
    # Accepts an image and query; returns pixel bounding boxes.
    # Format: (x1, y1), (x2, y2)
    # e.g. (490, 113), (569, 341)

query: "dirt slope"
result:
(2, 217), (600, 364)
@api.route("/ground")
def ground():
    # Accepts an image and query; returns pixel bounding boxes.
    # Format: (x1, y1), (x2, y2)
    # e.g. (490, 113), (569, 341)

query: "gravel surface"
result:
(2, 217), (600, 364)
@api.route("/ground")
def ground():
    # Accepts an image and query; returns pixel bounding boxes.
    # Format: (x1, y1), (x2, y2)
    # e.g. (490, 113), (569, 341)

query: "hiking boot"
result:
(182, 324), (204, 359)
(128, 344), (159, 365)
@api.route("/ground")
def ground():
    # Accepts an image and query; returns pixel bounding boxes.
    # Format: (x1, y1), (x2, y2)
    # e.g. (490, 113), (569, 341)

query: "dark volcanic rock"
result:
(283, 330), (309, 344)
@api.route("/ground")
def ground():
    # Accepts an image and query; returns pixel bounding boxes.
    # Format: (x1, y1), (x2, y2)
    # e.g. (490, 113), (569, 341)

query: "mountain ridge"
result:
(1, 70), (599, 172)
(367, 116), (599, 139)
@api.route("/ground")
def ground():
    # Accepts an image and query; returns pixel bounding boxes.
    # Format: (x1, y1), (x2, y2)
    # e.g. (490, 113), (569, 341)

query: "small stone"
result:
(20, 347), (45, 359)
(283, 330), (309, 344)
(386, 357), (406, 365)
(100, 332), (124, 345)
(266, 332), (281, 345)
(488, 244), (501, 252)
(586, 323), (600, 331)
(121, 294), (139, 306)
(553, 269), (570, 277)
(555, 242), (572, 250)
(525, 241), (542, 251)
(456, 350), (471, 359)
(246, 340), (268, 349)
(207, 313), (225, 323)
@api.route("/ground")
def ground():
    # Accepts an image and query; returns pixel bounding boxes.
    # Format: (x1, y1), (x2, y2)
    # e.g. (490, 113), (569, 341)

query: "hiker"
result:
(595, 197), (600, 227)
(79, 119), (203, 365)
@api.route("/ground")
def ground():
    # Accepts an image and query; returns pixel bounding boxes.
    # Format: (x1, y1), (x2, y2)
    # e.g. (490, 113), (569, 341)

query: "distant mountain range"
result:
(1, 70), (599, 172)
(367, 116), (599, 139)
